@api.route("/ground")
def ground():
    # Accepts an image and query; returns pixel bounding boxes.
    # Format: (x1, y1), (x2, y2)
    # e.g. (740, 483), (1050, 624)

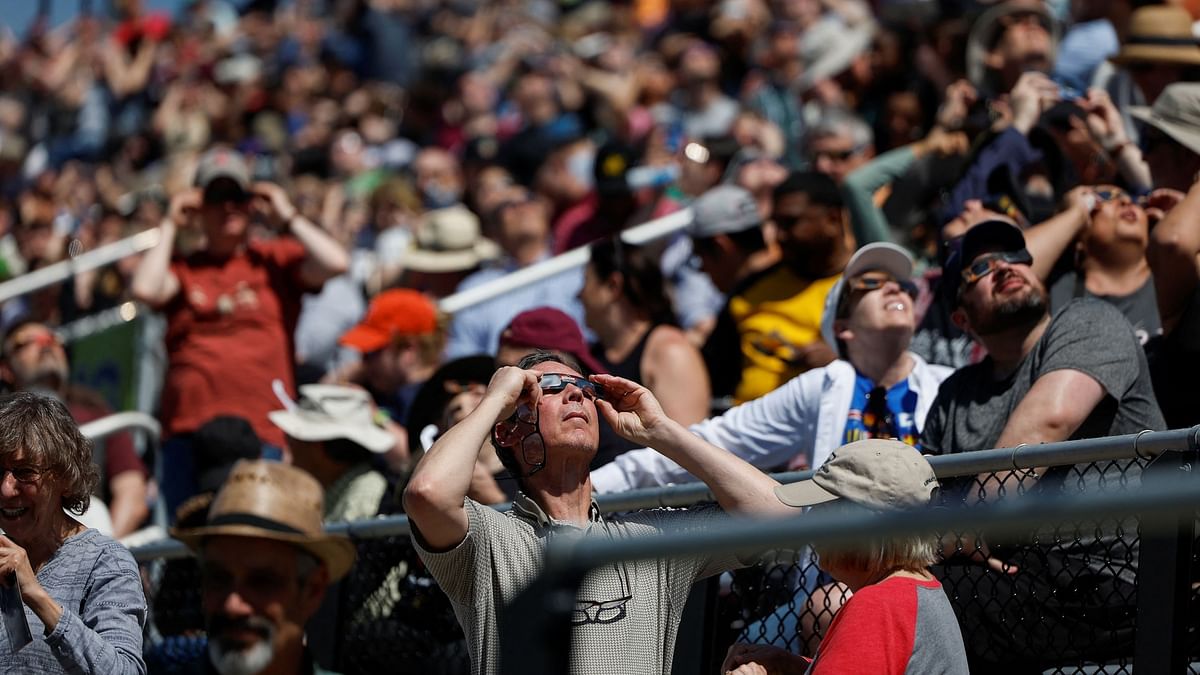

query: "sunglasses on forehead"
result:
(538, 373), (605, 401)
(961, 249), (1033, 285)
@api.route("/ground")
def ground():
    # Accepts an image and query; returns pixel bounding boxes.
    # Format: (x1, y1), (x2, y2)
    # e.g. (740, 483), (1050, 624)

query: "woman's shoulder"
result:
(57, 528), (140, 575)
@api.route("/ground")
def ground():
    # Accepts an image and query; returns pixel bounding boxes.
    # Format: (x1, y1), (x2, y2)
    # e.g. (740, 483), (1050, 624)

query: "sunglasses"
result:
(810, 148), (859, 163)
(7, 331), (62, 355)
(1, 464), (43, 485)
(961, 249), (1033, 285)
(203, 183), (251, 206)
(1093, 188), (1130, 204)
(538, 373), (605, 401)
(846, 274), (919, 298)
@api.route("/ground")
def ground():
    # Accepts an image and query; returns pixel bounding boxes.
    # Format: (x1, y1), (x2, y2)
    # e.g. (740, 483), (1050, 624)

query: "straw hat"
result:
(1109, 6), (1200, 67)
(403, 205), (501, 273)
(173, 460), (357, 581)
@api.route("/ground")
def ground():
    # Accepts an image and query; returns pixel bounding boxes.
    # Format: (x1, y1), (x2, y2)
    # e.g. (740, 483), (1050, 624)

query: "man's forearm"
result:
(648, 421), (789, 516)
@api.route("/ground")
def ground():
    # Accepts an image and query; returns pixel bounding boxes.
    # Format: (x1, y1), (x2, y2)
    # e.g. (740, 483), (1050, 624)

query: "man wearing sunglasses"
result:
(131, 146), (350, 517)
(404, 350), (788, 675)
(920, 219), (1164, 672)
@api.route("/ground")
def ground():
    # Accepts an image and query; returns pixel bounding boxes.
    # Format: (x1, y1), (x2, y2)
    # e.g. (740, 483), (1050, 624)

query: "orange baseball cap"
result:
(339, 289), (438, 353)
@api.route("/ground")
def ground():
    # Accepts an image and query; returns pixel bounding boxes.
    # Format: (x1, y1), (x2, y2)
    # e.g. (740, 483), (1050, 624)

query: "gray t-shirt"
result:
(920, 298), (1164, 454)
(920, 298), (1165, 584)
(413, 495), (742, 675)
(1048, 271), (1162, 346)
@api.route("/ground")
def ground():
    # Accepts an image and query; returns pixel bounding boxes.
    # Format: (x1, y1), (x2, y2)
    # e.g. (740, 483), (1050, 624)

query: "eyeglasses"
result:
(1, 465), (44, 485)
(509, 403), (547, 476)
(961, 249), (1033, 285)
(845, 274), (919, 298)
(203, 183), (251, 207)
(1093, 188), (1131, 205)
(571, 596), (632, 625)
(538, 373), (605, 401)
(7, 331), (62, 355)
(810, 148), (859, 163)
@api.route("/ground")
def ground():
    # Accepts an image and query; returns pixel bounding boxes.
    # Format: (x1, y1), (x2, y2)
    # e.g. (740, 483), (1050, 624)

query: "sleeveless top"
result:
(589, 325), (660, 466)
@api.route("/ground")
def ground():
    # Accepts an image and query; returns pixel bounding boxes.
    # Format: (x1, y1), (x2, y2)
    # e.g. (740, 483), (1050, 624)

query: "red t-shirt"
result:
(161, 239), (312, 446)
(808, 576), (968, 675)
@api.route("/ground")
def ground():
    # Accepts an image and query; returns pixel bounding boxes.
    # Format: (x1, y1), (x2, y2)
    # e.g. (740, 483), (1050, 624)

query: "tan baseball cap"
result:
(775, 438), (938, 511)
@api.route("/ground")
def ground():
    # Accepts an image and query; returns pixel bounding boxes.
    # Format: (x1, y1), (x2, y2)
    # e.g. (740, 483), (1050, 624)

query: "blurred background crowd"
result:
(0, 0), (1199, 620)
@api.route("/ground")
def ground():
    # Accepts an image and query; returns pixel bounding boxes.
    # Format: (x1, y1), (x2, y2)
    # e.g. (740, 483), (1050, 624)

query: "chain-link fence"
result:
(133, 428), (1200, 674)
(719, 459), (1145, 675)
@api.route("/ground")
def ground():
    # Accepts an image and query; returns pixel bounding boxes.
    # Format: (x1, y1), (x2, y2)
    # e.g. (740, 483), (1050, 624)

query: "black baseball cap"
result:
(942, 218), (1028, 305)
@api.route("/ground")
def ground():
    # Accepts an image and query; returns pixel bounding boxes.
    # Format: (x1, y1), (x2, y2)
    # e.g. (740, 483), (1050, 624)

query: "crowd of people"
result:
(0, 0), (1198, 672)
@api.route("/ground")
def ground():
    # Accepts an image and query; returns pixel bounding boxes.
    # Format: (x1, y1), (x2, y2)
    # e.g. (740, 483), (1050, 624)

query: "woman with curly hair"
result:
(0, 392), (146, 674)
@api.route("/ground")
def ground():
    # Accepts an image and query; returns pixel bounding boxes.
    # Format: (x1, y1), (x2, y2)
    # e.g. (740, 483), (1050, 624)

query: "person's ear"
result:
(716, 234), (738, 256)
(605, 271), (623, 295)
(950, 306), (970, 332)
(494, 420), (520, 448)
(833, 318), (853, 343)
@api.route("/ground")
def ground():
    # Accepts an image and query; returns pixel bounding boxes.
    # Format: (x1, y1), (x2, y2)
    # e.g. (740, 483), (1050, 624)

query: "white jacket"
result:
(591, 353), (953, 493)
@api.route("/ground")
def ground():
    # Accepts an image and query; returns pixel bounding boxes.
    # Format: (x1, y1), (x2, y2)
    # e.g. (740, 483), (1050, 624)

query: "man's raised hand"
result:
(591, 373), (672, 447)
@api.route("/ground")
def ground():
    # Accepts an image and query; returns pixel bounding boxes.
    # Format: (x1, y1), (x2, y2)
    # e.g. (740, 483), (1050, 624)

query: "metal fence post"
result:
(1133, 431), (1199, 673)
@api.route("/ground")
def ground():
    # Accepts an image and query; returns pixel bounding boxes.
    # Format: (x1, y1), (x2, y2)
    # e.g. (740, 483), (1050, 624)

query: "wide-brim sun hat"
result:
(173, 459), (357, 581)
(268, 383), (395, 454)
(1129, 82), (1200, 157)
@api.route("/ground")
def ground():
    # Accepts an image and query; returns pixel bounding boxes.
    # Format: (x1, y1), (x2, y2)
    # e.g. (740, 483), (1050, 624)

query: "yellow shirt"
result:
(728, 267), (840, 402)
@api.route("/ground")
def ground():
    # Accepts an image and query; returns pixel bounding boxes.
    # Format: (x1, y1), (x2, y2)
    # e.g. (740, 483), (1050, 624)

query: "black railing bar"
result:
(594, 426), (1200, 512)
(131, 427), (1200, 563)
(542, 472), (1200, 578)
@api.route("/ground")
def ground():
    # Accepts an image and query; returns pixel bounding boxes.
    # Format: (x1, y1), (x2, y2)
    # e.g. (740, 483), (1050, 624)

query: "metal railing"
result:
(0, 208), (695, 316)
(0, 228), (161, 304)
(130, 425), (1199, 559)
(505, 463), (1200, 675)
(78, 410), (160, 449)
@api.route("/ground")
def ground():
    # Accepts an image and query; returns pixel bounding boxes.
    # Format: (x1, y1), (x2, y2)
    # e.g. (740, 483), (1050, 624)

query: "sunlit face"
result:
(201, 537), (326, 675)
(199, 178), (252, 252)
(835, 272), (917, 349)
(1083, 186), (1148, 252)
(954, 247), (1048, 337)
(500, 361), (600, 475)
(808, 133), (869, 185)
(989, 12), (1053, 85)
(2, 323), (68, 391)
(0, 448), (63, 548)
(772, 192), (845, 265)
(577, 265), (614, 334)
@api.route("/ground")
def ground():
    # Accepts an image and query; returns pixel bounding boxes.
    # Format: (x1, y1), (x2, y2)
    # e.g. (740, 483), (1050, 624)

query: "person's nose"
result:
(0, 471), (20, 497)
(222, 588), (254, 618)
(563, 382), (585, 402)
